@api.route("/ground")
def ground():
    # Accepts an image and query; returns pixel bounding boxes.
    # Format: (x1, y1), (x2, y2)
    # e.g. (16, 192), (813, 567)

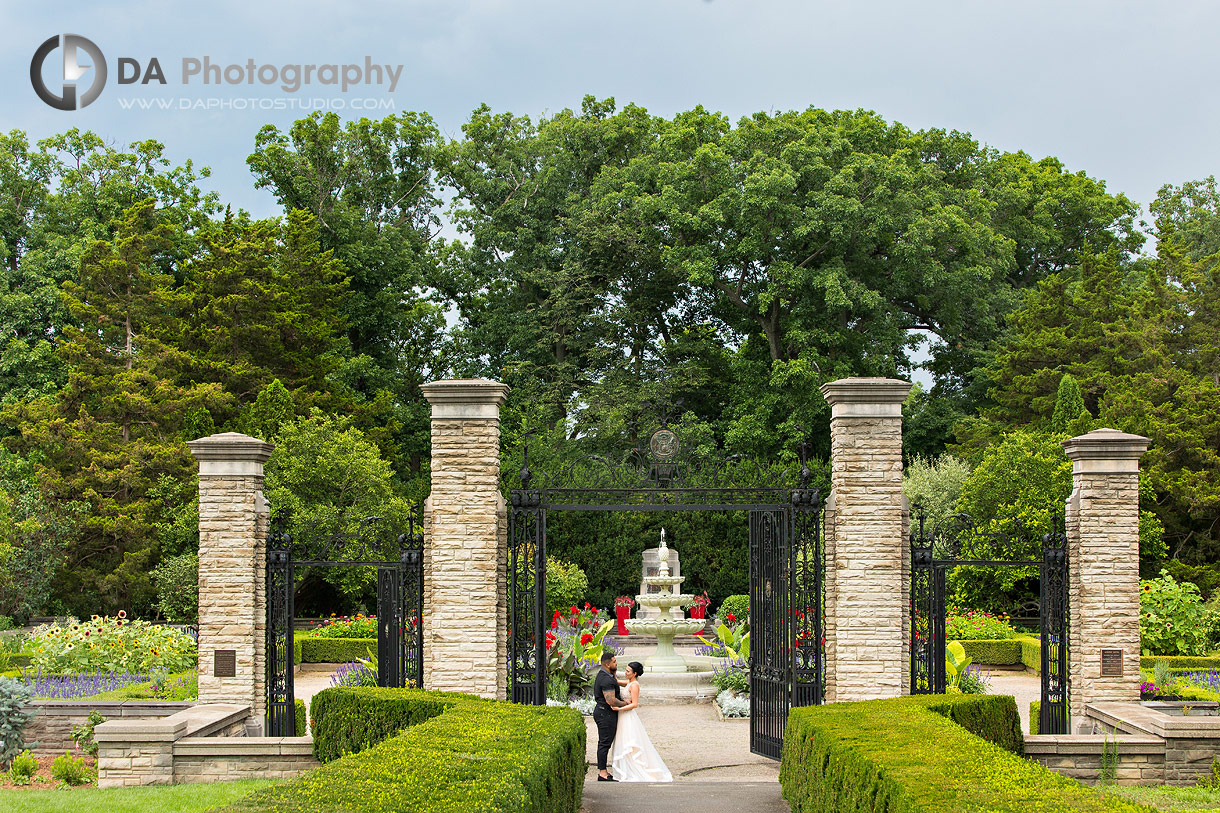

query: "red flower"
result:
(551, 617), (559, 629)
(584, 602), (591, 610)
(571, 606), (578, 615)
(726, 613), (736, 623)
(580, 633), (593, 645)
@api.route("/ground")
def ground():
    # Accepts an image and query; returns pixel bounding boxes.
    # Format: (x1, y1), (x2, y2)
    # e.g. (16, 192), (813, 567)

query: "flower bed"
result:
(779, 694), (1150, 812)
(19, 670), (152, 699)
(305, 614), (378, 639)
(23, 614), (196, 675)
(226, 687), (585, 813)
(944, 609), (1017, 641)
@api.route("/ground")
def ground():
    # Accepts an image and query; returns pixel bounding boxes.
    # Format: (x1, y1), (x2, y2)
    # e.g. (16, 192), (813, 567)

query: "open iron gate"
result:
(266, 507), (424, 736)
(910, 506), (1069, 734)
(508, 428), (824, 759)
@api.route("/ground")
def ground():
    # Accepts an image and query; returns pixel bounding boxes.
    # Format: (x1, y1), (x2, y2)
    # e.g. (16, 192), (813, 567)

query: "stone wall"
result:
(1025, 734), (1166, 785)
(820, 378), (911, 702)
(1062, 429), (1149, 719)
(24, 700), (192, 754)
(420, 380), (510, 698)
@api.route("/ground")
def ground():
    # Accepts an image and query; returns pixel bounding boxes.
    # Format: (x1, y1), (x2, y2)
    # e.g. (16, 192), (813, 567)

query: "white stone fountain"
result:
(625, 528), (705, 672)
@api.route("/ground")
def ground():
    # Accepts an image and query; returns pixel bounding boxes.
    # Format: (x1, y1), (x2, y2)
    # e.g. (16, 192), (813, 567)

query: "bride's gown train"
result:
(609, 684), (672, 782)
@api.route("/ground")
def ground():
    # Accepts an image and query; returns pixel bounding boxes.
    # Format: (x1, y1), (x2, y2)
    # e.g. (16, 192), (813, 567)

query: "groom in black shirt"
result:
(594, 650), (625, 781)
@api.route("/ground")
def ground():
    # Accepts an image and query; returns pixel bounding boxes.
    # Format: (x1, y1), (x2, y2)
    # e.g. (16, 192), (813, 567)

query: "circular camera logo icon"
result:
(31, 34), (107, 110)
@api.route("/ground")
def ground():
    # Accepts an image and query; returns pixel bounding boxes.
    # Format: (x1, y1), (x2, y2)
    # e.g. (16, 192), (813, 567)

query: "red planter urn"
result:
(691, 605), (706, 620)
(616, 605), (631, 636)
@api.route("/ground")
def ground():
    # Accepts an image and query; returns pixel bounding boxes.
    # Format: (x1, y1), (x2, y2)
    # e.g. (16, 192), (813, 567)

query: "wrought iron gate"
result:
(265, 506), (424, 736)
(507, 426), (824, 760)
(909, 506), (1069, 734)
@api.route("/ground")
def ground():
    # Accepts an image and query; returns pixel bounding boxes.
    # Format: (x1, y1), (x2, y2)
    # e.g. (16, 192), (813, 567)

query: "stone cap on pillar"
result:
(187, 432), (274, 477)
(1062, 428), (1150, 475)
(820, 377), (912, 419)
(421, 379), (511, 420)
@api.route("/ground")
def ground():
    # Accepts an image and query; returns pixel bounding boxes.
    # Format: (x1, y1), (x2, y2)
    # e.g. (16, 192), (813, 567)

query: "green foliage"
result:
(1018, 636), (1042, 673)
(903, 454), (971, 534)
(779, 695), (1153, 813)
(294, 698), (307, 737)
(228, 687), (585, 813)
(1140, 571), (1213, 656)
(0, 675), (35, 767)
(50, 751), (90, 786)
(151, 552), (198, 624)
(1030, 700), (1041, 735)
(1162, 559), (1220, 601)
(956, 639), (1022, 665)
(697, 622), (750, 662)
(84, 670), (197, 701)
(544, 558), (588, 616)
(295, 635), (378, 665)
(1140, 655), (1220, 671)
(712, 663), (750, 695)
(945, 641), (972, 691)
(950, 430), (1073, 614)
(243, 379), (295, 442)
(70, 709), (106, 757)
(717, 594), (750, 624)
(24, 615), (196, 674)
(1051, 373), (1093, 435)
(8, 748), (37, 783)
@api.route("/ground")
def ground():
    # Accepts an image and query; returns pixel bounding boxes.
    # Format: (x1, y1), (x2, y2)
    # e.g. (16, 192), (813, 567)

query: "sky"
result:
(3, 0), (1217, 224)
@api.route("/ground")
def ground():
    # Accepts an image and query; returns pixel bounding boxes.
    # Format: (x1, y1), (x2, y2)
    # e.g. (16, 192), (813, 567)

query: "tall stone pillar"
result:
(820, 377), (912, 702)
(1062, 428), (1150, 720)
(420, 379), (511, 698)
(187, 432), (274, 724)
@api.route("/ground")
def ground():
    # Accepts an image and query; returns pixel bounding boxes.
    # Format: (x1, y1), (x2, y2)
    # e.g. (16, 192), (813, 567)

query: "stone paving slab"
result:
(581, 782), (788, 812)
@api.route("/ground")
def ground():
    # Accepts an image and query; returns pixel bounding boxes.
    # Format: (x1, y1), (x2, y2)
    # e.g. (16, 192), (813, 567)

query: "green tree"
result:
(243, 379), (295, 442)
(1050, 373), (1091, 435)
(903, 454), (972, 534)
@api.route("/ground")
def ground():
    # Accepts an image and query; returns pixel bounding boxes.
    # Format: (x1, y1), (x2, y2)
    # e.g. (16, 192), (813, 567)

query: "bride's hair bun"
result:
(628, 661), (645, 678)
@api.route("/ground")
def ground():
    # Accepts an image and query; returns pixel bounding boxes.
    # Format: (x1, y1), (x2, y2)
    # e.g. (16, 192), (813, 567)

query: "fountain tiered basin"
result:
(625, 532), (705, 672)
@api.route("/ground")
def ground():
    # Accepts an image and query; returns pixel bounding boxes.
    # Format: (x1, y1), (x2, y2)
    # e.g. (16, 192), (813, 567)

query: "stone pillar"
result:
(420, 379), (511, 698)
(1062, 428), (1150, 720)
(187, 433), (274, 724)
(820, 377), (912, 702)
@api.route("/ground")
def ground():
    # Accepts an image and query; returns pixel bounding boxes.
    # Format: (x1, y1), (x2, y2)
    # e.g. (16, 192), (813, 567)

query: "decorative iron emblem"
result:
(649, 428), (679, 459)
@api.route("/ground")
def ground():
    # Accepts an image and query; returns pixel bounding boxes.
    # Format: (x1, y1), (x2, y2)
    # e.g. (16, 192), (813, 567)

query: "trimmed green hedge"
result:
(7, 653), (32, 668)
(1017, 636), (1041, 672)
(227, 688), (585, 813)
(293, 634), (378, 665)
(294, 698), (307, 737)
(1140, 655), (1220, 671)
(956, 639), (1021, 665)
(1029, 700), (1040, 735)
(779, 694), (1154, 812)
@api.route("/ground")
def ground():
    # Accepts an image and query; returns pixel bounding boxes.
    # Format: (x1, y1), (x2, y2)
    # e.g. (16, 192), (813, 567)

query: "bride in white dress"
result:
(609, 661), (673, 782)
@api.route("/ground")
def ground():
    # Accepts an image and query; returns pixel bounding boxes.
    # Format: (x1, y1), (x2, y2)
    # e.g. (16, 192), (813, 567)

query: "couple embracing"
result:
(592, 651), (672, 783)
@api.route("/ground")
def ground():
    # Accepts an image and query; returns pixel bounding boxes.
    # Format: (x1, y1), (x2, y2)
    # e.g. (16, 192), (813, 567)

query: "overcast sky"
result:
(3, 0), (1216, 224)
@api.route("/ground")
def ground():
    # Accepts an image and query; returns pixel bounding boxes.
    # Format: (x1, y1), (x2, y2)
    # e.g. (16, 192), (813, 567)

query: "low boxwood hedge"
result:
(294, 698), (306, 737)
(1029, 700), (1040, 735)
(293, 634), (378, 665)
(956, 639), (1021, 665)
(779, 694), (1154, 812)
(1140, 655), (1220, 671)
(226, 687), (585, 813)
(1017, 636), (1041, 672)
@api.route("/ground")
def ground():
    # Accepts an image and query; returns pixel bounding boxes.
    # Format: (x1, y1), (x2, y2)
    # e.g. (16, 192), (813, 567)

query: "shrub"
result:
(779, 694), (1150, 812)
(1018, 636), (1041, 672)
(330, 660), (378, 689)
(71, 709), (106, 756)
(294, 698), (307, 736)
(958, 664), (990, 694)
(1139, 655), (1220, 672)
(296, 635), (378, 664)
(1141, 570), (1212, 656)
(956, 639), (1021, 665)
(0, 675), (36, 767)
(51, 750), (90, 786)
(8, 748), (37, 784)
(545, 558), (588, 616)
(717, 594), (750, 625)
(1162, 559), (1220, 601)
(712, 660), (749, 694)
(717, 689), (749, 718)
(307, 614), (377, 638)
(24, 614), (197, 674)
(230, 687), (585, 813)
(151, 552), (199, 624)
(945, 610), (1016, 641)
(902, 454), (971, 532)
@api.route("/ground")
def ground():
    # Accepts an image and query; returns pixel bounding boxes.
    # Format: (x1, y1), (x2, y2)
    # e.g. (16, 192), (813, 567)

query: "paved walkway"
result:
(579, 703), (788, 812)
(293, 665), (340, 734)
(987, 670), (1040, 733)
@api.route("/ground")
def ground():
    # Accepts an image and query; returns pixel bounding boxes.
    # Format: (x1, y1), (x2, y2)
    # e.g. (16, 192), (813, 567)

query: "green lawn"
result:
(0, 779), (274, 812)
(1100, 785), (1220, 812)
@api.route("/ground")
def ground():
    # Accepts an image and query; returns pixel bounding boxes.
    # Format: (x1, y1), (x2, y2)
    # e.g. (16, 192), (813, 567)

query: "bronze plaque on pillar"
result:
(215, 649), (237, 677)
(1100, 649), (1123, 677)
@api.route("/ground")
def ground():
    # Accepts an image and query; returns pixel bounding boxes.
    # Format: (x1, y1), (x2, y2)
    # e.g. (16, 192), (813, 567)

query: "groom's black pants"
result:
(593, 706), (617, 770)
